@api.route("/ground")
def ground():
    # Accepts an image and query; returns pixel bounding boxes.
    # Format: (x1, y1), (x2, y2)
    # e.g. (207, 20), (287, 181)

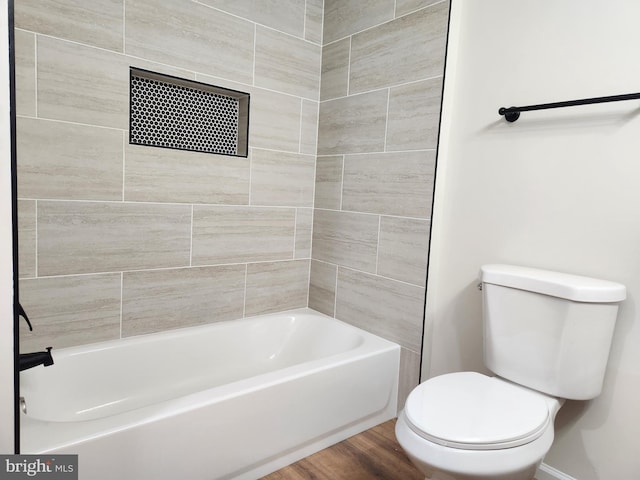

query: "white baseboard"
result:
(536, 463), (578, 480)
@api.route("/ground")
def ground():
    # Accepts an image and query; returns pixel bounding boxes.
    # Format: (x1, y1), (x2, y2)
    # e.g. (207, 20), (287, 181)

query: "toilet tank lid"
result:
(481, 264), (626, 303)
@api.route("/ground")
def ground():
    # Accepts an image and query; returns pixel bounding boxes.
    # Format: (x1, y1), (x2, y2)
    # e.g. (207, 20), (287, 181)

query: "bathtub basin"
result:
(20, 308), (400, 479)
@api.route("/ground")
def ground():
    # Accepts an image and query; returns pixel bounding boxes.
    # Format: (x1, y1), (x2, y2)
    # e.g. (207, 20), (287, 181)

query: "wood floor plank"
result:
(261, 420), (423, 480)
(263, 419), (542, 480)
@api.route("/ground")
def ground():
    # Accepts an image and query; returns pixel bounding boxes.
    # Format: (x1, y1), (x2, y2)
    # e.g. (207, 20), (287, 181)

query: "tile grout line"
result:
(315, 206), (431, 222)
(319, 74), (444, 104)
(324, 0), (446, 45)
(189, 205), (194, 267)
(119, 272), (124, 339)
(15, 114), (126, 132)
(248, 148), (253, 205)
(346, 36), (352, 95)
(305, 256), (311, 308)
(319, 0), (325, 45)
(18, 197), (307, 209)
(242, 264), (248, 318)
(339, 155), (345, 211)
(318, 146), (438, 157)
(375, 215), (381, 275)
(333, 264), (339, 317)
(292, 208), (298, 260)
(23, 254), (423, 298)
(34, 200), (38, 278)
(33, 33), (38, 117)
(192, 1), (320, 48)
(20, 258), (310, 281)
(302, 0), (307, 40)
(383, 88), (390, 152)
(298, 100), (304, 154)
(121, 131), (126, 202)
(122, 0), (126, 54)
(252, 24), (257, 86)
(16, 112), (318, 157)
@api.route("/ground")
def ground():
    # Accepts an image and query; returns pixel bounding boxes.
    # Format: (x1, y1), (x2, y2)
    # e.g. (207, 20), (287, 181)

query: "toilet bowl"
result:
(395, 264), (626, 480)
(395, 372), (563, 480)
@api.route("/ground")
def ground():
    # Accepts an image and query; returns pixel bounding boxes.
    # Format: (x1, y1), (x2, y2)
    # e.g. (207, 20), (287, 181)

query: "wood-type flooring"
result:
(261, 419), (423, 480)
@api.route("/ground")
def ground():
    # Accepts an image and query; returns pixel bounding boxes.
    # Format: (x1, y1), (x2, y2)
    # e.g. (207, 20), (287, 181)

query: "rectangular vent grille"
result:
(129, 68), (249, 157)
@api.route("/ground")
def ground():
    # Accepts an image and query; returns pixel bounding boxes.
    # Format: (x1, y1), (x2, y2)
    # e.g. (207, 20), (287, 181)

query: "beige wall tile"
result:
(378, 217), (430, 286)
(245, 260), (309, 316)
(251, 88), (302, 152)
(309, 260), (337, 316)
(300, 99), (319, 155)
(122, 265), (245, 337)
(342, 151), (435, 218)
(312, 209), (378, 272)
(15, 0), (123, 52)
(317, 90), (388, 155)
(335, 267), (425, 351)
(349, 4), (448, 94)
(126, 58), (196, 82)
(305, 0), (324, 44)
(124, 144), (249, 205)
(254, 26), (321, 100)
(125, 0), (254, 84)
(14, 29), (35, 117)
(18, 200), (36, 279)
(323, 0), (394, 44)
(250, 149), (315, 207)
(387, 77), (443, 151)
(19, 273), (121, 351)
(14, 0), (445, 359)
(192, 206), (296, 265)
(197, 0), (306, 38)
(37, 36), (128, 129)
(314, 156), (343, 210)
(398, 347), (421, 411)
(295, 208), (313, 259)
(320, 38), (350, 101)
(38, 201), (192, 276)
(396, 0), (446, 17)
(315, 0), (447, 396)
(194, 74), (251, 93)
(17, 117), (123, 201)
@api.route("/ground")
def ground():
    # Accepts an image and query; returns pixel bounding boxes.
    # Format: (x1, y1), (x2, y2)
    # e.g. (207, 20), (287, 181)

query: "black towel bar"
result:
(499, 92), (640, 122)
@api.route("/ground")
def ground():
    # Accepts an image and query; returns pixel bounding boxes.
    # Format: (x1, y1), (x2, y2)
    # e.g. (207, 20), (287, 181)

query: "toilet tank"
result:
(481, 264), (626, 400)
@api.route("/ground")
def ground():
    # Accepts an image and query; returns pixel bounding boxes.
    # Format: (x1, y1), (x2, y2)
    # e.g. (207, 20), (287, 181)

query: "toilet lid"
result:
(404, 372), (550, 450)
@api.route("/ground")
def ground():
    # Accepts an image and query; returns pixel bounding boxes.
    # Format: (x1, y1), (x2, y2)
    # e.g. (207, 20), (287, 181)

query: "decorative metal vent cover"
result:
(130, 68), (249, 157)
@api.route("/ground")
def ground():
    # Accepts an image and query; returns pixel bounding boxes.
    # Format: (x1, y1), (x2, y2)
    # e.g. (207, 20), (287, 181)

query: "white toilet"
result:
(396, 264), (626, 480)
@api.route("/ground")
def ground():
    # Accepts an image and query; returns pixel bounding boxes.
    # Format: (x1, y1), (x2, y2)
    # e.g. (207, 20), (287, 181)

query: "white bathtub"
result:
(20, 308), (400, 480)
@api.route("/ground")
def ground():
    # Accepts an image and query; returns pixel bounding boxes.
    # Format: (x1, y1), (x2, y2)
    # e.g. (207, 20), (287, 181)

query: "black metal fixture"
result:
(18, 347), (54, 372)
(499, 91), (640, 122)
(17, 302), (32, 331)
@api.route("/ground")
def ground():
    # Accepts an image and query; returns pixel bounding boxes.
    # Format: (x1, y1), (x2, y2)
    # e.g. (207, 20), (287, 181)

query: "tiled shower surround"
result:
(15, 0), (448, 405)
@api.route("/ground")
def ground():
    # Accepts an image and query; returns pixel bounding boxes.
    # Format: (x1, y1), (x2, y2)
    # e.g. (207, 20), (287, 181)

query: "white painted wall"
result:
(0, 0), (16, 454)
(425, 1), (640, 478)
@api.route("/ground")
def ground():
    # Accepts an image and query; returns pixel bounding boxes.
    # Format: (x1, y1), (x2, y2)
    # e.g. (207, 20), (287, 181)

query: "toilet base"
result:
(395, 410), (552, 480)
(405, 448), (538, 480)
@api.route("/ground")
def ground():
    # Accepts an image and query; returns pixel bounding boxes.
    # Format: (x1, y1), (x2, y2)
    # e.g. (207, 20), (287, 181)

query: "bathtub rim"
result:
(29, 307), (371, 358)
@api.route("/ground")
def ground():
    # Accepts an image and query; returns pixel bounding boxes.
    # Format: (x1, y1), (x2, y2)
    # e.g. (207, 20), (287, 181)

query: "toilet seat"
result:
(404, 372), (550, 451)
